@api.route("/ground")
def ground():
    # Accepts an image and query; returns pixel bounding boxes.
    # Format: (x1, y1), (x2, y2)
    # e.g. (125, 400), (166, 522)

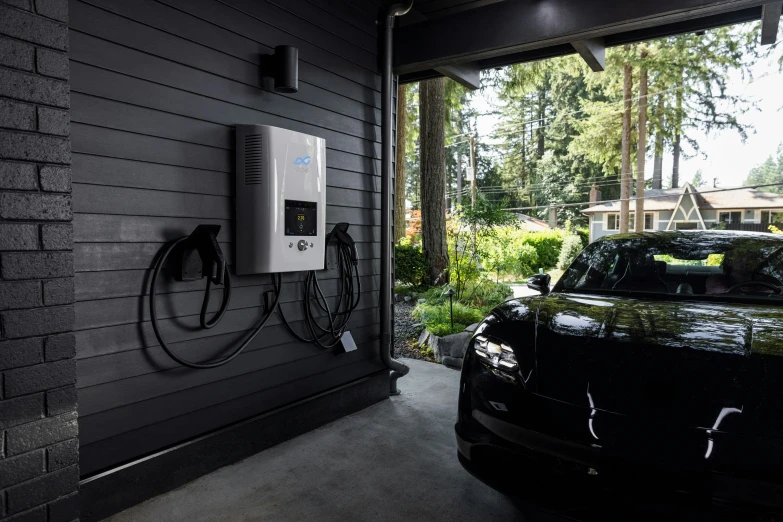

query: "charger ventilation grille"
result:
(244, 134), (264, 186)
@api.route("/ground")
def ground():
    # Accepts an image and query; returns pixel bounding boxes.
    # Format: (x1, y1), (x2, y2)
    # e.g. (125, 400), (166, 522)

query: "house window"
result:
(719, 211), (741, 224)
(761, 211), (783, 225)
(675, 222), (699, 230)
(607, 212), (653, 231)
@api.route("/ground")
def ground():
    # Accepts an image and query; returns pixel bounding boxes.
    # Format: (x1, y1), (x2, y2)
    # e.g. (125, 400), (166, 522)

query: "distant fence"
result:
(722, 222), (783, 233)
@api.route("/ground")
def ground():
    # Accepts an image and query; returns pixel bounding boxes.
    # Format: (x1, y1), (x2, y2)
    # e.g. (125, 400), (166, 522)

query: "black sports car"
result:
(456, 231), (783, 517)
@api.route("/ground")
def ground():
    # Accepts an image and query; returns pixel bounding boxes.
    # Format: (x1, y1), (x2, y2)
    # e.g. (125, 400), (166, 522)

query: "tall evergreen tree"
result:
(419, 78), (448, 284)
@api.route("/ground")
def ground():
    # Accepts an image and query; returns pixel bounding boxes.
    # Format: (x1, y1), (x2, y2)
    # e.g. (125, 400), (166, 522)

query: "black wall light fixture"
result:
(273, 45), (298, 93)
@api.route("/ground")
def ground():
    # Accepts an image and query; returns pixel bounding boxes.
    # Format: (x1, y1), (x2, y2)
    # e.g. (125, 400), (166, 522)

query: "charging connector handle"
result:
(150, 233), (281, 369)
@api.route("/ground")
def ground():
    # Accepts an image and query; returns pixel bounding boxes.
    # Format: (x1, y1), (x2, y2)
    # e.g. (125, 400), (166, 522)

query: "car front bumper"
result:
(456, 351), (783, 516)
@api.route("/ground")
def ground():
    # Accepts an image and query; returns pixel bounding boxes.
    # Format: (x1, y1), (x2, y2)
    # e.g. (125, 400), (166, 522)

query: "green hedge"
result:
(395, 244), (427, 288)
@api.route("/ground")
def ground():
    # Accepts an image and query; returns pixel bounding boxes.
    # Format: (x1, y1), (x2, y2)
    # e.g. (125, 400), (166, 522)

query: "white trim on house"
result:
(603, 211), (657, 231)
(666, 184), (706, 230)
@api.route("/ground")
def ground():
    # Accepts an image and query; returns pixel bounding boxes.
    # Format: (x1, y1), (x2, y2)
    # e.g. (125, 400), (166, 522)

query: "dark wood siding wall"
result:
(68, 0), (385, 477)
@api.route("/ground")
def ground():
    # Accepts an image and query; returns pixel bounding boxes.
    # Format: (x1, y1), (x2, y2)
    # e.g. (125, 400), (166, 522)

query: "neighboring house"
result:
(582, 183), (783, 241)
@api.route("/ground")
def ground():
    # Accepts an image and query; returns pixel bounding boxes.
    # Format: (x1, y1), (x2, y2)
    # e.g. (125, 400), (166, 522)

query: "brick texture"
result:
(40, 223), (71, 250)
(0, 68), (69, 108)
(1, 251), (73, 279)
(1, 304), (75, 338)
(1, 0), (77, 517)
(4, 411), (77, 455)
(35, 47), (68, 80)
(0, 131), (70, 163)
(0, 193), (71, 220)
(36, 106), (69, 136)
(0, 223), (39, 250)
(0, 34), (34, 71)
(34, 0), (67, 23)
(0, 161), (38, 189)
(45, 385), (75, 416)
(0, 280), (41, 310)
(38, 165), (70, 191)
(0, 4), (68, 49)
(0, 338), (43, 371)
(0, 98), (36, 130)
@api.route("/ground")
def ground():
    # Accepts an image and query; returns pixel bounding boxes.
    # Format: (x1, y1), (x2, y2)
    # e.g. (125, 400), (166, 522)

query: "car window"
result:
(557, 233), (783, 300)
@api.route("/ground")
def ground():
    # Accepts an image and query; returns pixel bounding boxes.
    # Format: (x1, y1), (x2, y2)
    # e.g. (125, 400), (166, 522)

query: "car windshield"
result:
(556, 232), (783, 300)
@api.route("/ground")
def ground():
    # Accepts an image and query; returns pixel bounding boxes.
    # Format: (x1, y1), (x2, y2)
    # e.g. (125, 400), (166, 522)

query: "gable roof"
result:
(582, 184), (783, 214)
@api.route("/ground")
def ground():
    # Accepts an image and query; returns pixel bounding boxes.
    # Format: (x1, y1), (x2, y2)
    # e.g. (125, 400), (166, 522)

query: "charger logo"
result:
(293, 156), (311, 165)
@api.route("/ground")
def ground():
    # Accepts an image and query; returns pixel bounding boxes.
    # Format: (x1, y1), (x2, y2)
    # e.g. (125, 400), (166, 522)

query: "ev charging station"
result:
(148, 125), (359, 369)
(235, 125), (327, 275)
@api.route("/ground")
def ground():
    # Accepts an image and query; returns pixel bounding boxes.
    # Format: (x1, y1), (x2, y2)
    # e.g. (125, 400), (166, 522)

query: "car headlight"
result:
(473, 335), (518, 371)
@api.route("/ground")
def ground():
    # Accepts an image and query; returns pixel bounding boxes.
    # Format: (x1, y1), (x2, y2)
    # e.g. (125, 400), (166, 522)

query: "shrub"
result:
(395, 244), (427, 288)
(412, 301), (486, 336)
(523, 229), (566, 270)
(575, 227), (589, 247)
(557, 234), (584, 270)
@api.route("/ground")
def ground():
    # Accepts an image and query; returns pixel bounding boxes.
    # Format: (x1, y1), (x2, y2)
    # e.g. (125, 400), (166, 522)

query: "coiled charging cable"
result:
(149, 236), (281, 369)
(275, 224), (361, 349)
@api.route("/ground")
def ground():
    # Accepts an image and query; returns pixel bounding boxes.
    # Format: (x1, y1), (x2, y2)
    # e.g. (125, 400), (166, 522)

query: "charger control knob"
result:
(297, 240), (308, 251)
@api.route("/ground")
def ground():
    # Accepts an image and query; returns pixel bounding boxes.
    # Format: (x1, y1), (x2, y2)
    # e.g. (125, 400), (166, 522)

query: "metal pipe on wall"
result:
(380, 0), (413, 395)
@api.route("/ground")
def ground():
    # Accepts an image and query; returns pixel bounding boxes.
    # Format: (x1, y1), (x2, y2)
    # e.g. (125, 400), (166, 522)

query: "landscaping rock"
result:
(441, 356), (463, 370)
(404, 295), (411, 302)
(416, 328), (430, 347)
(437, 331), (472, 359)
(417, 298), (426, 304)
(464, 323), (480, 333)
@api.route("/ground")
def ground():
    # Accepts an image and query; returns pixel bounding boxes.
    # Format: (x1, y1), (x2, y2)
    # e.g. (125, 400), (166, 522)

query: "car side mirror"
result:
(527, 273), (551, 295)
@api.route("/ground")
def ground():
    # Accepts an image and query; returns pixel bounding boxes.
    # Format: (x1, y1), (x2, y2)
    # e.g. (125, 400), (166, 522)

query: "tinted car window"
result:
(557, 232), (783, 299)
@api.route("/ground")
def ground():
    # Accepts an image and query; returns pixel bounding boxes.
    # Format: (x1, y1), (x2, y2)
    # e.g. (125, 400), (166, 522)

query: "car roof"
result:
(596, 230), (783, 243)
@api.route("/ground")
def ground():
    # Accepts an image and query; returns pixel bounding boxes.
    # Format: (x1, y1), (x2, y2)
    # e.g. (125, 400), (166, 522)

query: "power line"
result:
(502, 182), (783, 212)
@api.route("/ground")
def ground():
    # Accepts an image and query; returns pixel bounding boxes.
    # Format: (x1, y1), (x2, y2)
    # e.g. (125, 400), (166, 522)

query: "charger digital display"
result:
(284, 200), (317, 236)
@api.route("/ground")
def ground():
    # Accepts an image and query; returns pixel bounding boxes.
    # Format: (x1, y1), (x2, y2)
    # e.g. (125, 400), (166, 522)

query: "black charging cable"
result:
(149, 237), (281, 369)
(275, 223), (361, 349)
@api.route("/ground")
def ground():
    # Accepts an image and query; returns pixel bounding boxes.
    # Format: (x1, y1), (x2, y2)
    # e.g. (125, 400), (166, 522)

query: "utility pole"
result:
(457, 153), (463, 207)
(470, 135), (476, 206)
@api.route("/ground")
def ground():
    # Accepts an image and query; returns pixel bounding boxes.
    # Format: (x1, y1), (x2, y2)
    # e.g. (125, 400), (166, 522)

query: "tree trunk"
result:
(672, 70), (683, 189)
(652, 96), (664, 190)
(394, 83), (407, 244)
(419, 78), (448, 284)
(536, 82), (546, 158)
(635, 53), (648, 233)
(619, 50), (633, 234)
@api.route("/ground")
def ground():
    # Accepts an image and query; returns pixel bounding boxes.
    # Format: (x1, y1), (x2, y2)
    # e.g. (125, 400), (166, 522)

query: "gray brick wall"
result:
(0, 0), (77, 520)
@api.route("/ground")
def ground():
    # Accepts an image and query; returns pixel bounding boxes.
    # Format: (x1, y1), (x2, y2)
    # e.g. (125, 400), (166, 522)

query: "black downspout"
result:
(380, 1), (413, 395)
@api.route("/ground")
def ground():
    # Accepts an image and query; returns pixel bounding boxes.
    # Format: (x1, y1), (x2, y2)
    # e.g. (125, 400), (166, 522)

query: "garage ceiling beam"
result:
(394, 0), (769, 75)
(434, 62), (481, 89)
(760, 2), (783, 44)
(571, 38), (606, 72)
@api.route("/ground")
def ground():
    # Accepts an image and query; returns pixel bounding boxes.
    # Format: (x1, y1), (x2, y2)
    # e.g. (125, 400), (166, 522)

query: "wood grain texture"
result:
(71, 0), (384, 476)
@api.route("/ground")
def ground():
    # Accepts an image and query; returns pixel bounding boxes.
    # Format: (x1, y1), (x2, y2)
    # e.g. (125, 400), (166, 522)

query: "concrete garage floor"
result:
(105, 359), (565, 522)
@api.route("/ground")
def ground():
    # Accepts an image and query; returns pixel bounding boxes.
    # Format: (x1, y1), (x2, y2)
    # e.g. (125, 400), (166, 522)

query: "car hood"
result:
(498, 292), (783, 435)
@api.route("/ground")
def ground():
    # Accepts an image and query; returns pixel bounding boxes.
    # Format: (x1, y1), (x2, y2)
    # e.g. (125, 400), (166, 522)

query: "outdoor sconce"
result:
(273, 45), (298, 93)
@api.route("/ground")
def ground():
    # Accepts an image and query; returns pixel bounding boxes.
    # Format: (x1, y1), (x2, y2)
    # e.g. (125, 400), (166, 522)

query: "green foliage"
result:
(519, 229), (567, 270)
(447, 199), (518, 301)
(557, 234), (585, 270)
(394, 244), (427, 288)
(575, 227), (589, 247)
(744, 143), (783, 194)
(412, 301), (485, 337)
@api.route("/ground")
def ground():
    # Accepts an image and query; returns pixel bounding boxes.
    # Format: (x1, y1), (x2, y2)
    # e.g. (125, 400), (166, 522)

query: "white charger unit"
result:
(235, 125), (326, 274)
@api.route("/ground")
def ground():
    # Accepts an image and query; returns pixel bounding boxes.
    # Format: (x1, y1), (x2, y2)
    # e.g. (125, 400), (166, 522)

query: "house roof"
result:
(582, 184), (783, 214)
(514, 213), (550, 231)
